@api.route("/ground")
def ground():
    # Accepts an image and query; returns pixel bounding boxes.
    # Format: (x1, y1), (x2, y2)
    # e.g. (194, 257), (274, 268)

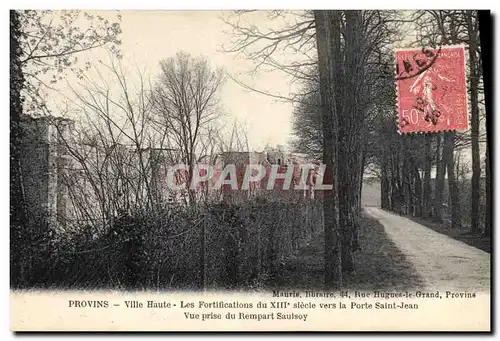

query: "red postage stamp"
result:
(395, 45), (469, 134)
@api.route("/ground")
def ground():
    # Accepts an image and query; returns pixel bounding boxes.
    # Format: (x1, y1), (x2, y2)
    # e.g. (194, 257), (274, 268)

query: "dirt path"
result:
(364, 206), (490, 293)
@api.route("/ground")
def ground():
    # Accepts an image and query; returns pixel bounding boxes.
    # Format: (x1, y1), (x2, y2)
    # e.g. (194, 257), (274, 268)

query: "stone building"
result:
(264, 144), (286, 165)
(20, 116), (188, 230)
(220, 146), (316, 203)
(20, 115), (74, 231)
(19, 117), (317, 230)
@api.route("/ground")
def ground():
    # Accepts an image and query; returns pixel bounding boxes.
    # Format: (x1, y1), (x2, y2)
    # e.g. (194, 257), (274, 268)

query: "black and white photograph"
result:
(8, 8), (492, 332)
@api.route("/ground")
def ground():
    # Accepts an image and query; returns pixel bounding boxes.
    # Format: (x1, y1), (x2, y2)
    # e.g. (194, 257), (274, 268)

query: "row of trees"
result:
(315, 10), (491, 276)
(366, 11), (490, 235)
(224, 10), (405, 287)
(223, 10), (490, 288)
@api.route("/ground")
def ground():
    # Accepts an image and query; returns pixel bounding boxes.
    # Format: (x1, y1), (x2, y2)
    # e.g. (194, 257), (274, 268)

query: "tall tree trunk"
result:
(10, 10), (27, 288)
(314, 10), (342, 289)
(199, 215), (206, 290)
(434, 134), (446, 222)
(484, 147), (490, 237)
(413, 166), (422, 217)
(401, 138), (410, 215)
(422, 134), (432, 218)
(443, 132), (461, 229)
(389, 149), (402, 213)
(358, 150), (365, 212)
(478, 11), (491, 237)
(338, 10), (364, 274)
(466, 11), (481, 234)
(380, 151), (390, 209)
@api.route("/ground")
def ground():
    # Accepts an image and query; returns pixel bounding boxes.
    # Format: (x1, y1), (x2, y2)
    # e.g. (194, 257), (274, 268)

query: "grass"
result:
(406, 216), (491, 254)
(274, 213), (424, 291)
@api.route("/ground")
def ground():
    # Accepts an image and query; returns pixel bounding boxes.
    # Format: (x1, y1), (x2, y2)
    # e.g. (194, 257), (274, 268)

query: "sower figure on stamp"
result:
(409, 64), (456, 126)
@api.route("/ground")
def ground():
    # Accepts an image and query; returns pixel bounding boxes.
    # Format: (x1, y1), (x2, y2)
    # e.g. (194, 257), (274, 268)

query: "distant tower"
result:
(266, 144), (286, 165)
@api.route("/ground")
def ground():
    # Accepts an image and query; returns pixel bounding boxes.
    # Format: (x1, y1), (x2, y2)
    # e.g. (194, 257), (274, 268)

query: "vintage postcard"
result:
(9, 9), (491, 332)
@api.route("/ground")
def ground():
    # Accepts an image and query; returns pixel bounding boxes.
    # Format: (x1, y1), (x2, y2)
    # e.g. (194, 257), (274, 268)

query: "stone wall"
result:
(20, 118), (316, 231)
(20, 116), (74, 231)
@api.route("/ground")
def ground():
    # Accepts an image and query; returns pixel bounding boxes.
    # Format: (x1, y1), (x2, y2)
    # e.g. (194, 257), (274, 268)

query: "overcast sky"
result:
(40, 9), (486, 163)
(44, 10), (298, 151)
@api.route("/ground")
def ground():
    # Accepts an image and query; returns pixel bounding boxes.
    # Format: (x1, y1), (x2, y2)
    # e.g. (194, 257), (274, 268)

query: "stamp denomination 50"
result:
(395, 45), (469, 134)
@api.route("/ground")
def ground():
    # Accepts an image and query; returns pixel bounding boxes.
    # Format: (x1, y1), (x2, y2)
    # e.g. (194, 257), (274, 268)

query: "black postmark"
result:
(396, 46), (441, 81)
(396, 45), (443, 126)
(395, 46), (442, 81)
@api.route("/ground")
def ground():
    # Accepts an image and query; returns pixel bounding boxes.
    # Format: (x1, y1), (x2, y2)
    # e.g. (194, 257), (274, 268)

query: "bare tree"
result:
(478, 12), (491, 238)
(464, 10), (481, 234)
(11, 9), (122, 288)
(222, 11), (316, 97)
(150, 51), (225, 206)
(18, 10), (122, 114)
(57, 58), (166, 228)
(149, 51), (225, 290)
